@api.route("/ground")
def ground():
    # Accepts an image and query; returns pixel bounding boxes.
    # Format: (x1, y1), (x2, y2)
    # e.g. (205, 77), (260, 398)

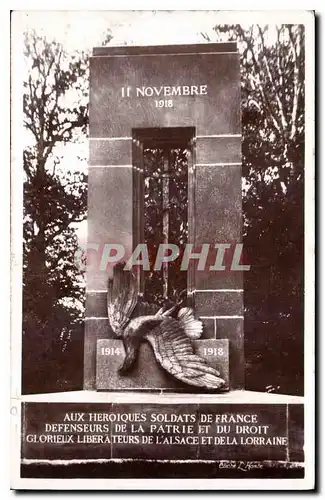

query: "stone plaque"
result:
(21, 402), (303, 465)
(96, 338), (229, 391)
(90, 44), (240, 138)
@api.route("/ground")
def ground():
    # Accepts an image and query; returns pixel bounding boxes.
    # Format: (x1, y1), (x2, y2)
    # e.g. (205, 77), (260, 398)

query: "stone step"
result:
(96, 338), (229, 392)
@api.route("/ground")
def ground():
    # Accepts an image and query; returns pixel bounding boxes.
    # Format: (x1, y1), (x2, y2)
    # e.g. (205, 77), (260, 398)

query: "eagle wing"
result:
(107, 262), (138, 335)
(145, 317), (226, 390)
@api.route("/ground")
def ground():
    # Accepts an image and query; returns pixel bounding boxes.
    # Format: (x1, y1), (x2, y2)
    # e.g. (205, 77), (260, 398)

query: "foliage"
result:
(22, 31), (89, 393)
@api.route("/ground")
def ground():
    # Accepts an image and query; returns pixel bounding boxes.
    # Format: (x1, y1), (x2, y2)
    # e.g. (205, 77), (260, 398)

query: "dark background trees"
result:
(22, 31), (89, 393)
(22, 24), (304, 395)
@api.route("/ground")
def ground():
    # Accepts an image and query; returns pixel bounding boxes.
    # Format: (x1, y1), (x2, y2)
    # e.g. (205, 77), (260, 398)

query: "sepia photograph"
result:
(10, 8), (315, 490)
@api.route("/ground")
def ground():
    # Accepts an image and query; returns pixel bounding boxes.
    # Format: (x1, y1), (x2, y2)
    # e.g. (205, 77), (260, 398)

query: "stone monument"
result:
(84, 42), (243, 391)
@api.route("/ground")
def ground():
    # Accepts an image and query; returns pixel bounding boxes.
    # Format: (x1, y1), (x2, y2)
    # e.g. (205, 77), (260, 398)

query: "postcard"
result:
(10, 9), (315, 490)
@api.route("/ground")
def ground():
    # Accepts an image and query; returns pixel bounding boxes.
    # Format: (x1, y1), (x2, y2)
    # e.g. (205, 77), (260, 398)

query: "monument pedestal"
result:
(20, 392), (304, 474)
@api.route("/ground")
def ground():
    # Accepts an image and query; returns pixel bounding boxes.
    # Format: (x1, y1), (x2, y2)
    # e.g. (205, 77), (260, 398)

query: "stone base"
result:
(96, 338), (229, 391)
(21, 401), (304, 465)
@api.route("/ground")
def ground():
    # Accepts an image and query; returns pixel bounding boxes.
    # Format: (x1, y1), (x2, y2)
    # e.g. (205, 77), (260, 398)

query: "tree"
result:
(22, 31), (89, 393)
(202, 25), (305, 394)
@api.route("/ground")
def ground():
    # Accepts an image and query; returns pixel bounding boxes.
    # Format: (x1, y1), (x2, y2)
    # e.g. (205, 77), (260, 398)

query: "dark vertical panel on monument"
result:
(132, 137), (143, 295)
(141, 143), (189, 306)
(168, 147), (189, 299)
(85, 43), (242, 391)
(142, 147), (164, 305)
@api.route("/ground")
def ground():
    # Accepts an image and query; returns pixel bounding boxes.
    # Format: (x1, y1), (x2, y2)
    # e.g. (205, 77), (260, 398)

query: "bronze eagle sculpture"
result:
(107, 262), (226, 390)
